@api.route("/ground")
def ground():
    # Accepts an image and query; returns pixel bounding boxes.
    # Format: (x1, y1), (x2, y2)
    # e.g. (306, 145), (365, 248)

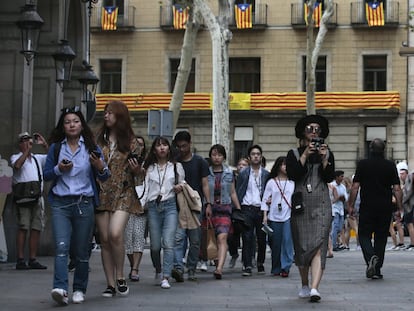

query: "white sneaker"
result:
(160, 279), (171, 289)
(310, 288), (321, 302)
(72, 291), (85, 304)
(298, 285), (310, 298)
(51, 288), (69, 306)
(200, 261), (208, 272)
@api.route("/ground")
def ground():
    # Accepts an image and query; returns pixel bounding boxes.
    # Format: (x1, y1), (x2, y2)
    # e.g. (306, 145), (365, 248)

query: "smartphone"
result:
(62, 159), (72, 165)
(91, 150), (101, 157)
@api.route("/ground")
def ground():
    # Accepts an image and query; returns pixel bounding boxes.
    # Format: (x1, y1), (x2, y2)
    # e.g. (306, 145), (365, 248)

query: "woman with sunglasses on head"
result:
(44, 106), (109, 305)
(286, 115), (335, 303)
(142, 136), (185, 289)
(95, 101), (143, 297)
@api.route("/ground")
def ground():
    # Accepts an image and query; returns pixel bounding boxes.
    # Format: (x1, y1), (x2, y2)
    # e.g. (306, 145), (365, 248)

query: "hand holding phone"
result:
(91, 150), (101, 158)
(62, 159), (72, 165)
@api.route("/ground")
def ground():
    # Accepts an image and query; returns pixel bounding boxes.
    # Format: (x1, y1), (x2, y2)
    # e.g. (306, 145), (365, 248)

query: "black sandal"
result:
(213, 270), (222, 280)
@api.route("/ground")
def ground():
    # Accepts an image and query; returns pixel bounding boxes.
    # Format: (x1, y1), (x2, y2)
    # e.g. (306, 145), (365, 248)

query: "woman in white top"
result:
(142, 136), (185, 289)
(261, 156), (294, 277)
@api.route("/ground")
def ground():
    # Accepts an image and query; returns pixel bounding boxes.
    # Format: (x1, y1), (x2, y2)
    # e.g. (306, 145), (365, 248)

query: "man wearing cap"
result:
(348, 138), (402, 280)
(10, 132), (49, 270)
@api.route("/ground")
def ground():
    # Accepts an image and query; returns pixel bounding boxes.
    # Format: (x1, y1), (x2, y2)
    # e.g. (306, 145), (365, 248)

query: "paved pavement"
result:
(0, 239), (413, 311)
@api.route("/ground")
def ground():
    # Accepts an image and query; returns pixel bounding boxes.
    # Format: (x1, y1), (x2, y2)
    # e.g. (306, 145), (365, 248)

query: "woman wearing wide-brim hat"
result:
(286, 114), (335, 303)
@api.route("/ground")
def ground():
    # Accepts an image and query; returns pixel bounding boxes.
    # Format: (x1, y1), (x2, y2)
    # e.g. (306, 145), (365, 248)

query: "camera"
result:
(127, 152), (144, 165)
(311, 137), (325, 150)
(33, 133), (39, 144)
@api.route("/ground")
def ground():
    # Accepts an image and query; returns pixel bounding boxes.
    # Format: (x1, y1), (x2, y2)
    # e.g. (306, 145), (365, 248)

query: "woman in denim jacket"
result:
(205, 144), (241, 279)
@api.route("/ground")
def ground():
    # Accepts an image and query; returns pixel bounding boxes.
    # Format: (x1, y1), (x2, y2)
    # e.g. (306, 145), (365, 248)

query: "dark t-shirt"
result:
(353, 156), (399, 213)
(178, 154), (209, 199)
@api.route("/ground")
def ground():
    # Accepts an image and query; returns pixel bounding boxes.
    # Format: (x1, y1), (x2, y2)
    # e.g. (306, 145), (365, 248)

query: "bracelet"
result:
(204, 202), (211, 208)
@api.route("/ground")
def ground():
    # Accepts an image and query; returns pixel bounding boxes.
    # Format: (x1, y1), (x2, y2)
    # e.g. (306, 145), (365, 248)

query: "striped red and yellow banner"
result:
(235, 4), (252, 29)
(173, 5), (189, 29)
(96, 92), (400, 112)
(304, 1), (322, 28)
(366, 1), (384, 27)
(101, 6), (118, 31)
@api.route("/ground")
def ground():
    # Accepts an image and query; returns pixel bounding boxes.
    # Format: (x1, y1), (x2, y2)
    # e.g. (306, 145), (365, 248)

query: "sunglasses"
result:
(305, 125), (321, 134)
(61, 106), (81, 113)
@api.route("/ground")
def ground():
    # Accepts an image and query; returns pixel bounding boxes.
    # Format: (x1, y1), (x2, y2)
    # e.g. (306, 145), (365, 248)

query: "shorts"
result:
(403, 209), (414, 225)
(16, 197), (45, 231)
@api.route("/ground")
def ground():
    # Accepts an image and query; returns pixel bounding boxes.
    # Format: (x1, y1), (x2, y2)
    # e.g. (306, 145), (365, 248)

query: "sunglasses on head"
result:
(305, 125), (321, 134)
(61, 106), (81, 113)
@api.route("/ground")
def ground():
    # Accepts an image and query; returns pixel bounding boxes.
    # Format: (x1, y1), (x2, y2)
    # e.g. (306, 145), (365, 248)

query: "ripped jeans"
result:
(51, 195), (95, 293)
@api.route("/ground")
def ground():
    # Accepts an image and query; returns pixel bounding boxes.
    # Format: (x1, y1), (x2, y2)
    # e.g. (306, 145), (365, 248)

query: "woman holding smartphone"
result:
(44, 106), (109, 305)
(95, 101), (143, 297)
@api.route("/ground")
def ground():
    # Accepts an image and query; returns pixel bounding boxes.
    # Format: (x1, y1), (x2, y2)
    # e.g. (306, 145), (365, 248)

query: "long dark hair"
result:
(267, 156), (287, 184)
(96, 101), (135, 153)
(143, 136), (175, 170)
(48, 108), (96, 152)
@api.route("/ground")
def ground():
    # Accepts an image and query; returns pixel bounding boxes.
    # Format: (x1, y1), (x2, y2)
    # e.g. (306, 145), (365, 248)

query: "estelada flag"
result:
(304, 1), (322, 28)
(173, 5), (189, 29)
(366, 1), (385, 27)
(235, 4), (252, 29)
(101, 6), (118, 31)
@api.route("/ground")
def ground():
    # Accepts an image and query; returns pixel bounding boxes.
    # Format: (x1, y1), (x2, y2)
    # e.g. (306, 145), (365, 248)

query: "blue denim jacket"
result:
(207, 164), (234, 205)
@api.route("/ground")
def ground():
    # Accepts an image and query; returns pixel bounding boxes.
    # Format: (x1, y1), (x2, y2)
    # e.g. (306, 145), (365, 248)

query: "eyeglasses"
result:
(61, 106), (81, 113)
(305, 125), (321, 134)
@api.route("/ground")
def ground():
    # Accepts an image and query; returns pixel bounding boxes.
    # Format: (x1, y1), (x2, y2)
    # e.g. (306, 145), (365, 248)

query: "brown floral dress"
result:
(96, 138), (143, 214)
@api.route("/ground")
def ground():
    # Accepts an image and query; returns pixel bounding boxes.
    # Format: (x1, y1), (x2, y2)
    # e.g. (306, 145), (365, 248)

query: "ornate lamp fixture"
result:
(52, 40), (76, 90)
(16, 4), (44, 65)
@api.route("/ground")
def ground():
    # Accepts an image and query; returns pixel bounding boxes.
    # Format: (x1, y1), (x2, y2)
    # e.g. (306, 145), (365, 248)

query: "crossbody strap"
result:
(32, 155), (42, 183)
(274, 179), (292, 209)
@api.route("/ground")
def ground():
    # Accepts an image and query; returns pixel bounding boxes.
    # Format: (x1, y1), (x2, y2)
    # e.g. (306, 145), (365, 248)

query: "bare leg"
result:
(16, 229), (27, 259)
(28, 229), (41, 259)
(96, 212), (116, 287)
(109, 210), (130, 280)
(310, 248), (323, 290)
(215, 233), (228, 273)
(389, 221), (397, 246)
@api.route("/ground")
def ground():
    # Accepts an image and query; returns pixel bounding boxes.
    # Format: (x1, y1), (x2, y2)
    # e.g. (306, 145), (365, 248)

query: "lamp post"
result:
(80, 0), (99, 63)
(16, 4), (44, 65)
(52, 39), (76, 90)
(78, 61), (99, 122)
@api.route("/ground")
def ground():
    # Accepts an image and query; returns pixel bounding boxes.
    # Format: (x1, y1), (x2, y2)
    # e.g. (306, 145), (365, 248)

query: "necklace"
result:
(157, 162), (168, 194)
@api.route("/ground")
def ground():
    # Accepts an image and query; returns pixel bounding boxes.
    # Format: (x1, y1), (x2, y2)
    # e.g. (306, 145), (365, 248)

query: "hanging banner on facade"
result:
(235, 4), (252, 29)
(365, 1), (385, 27)
(173, 5), (189, 29)
(102, 6), (118, 31)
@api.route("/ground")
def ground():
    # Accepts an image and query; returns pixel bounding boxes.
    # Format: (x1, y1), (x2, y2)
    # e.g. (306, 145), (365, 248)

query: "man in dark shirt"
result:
(348, 138), (402, 280)
(171, 131), (210, 282)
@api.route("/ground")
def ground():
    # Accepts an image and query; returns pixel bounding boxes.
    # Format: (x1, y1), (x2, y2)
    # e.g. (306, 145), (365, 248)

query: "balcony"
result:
(291, 2), (338, 29)
(351, 1), (399, 27)
(160, 4), (268, 31)
(228, 3), (268, 30)
(90, 6), (136, 32)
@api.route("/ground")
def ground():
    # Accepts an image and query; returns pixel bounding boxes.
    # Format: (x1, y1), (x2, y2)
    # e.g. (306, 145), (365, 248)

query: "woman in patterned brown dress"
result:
(95, 101), (143, 297)
(286, 115), (335, 303)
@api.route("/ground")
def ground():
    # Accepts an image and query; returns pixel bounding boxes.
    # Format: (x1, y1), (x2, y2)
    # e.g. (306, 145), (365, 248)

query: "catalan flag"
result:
(173, 5), (189, 29)
(365, 1), (384, 27)
(101, 6), (118, 31)
(235, 4), (252, 29)
(304, 1), (322, 28)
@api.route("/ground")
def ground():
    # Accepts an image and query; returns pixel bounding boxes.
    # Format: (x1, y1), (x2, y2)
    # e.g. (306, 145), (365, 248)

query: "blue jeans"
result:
(331, 212), (344, 248)
(147, 198), (178, 278)
(51, 195), (95, 293)
(173, 227), (201, 272)
(268, 220), (294, 274)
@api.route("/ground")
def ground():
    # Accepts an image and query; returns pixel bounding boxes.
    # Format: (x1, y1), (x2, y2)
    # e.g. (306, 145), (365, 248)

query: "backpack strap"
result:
(32, 155), (42, 183)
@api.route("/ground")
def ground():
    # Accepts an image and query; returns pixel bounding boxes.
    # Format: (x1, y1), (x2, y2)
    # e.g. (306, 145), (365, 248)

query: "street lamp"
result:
(16, 4), (44, 65)
(78, 61), (99, 121)
(52, 40), (76, 90)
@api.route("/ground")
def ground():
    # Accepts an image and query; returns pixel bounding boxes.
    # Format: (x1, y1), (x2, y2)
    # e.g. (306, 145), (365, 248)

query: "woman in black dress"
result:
(286, 115), (335, 303)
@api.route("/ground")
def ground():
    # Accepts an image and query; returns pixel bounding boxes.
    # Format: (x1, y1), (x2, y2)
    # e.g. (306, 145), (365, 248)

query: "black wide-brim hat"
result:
(295, 114), (329, 139)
